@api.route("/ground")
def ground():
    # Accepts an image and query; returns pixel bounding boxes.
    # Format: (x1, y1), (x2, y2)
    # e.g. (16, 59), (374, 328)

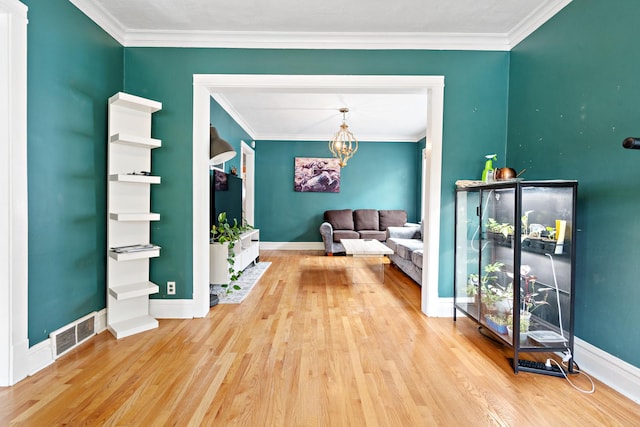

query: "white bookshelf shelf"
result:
(109, 174), (161, 184)
(108, 281), (160, 300)
(108, 315), (159, 340)
(110, 133), (161, 149)
(109, 92), (161, 114)
(109, 212), (160, 221)
(108, 247), (161, 261)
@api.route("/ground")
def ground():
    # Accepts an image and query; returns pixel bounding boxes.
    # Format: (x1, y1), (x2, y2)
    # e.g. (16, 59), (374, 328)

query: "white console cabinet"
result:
(107, 92), (162, 339)
(210, 229), (260, 285)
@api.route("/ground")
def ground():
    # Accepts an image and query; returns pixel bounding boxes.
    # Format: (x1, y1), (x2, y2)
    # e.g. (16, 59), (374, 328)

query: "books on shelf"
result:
(110, 244), (161, 253)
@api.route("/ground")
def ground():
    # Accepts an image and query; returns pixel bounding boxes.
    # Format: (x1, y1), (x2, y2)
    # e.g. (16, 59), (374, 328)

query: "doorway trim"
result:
(240, 140), (255, 226)
(192, 74), (444, 318)
(1, 0), (29, 386)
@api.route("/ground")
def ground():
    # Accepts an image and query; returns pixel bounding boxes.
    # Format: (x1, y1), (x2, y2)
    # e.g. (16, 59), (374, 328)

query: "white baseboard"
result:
(260, 241), (324, 250)
(95, 308), (107, 333)
(574, 336), (640, 404)
(27, 339), (53, 376)
(150, 299), (195, 319)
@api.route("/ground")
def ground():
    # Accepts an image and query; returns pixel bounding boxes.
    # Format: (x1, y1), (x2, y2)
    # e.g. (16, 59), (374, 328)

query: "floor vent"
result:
(50, 312), (97, 358)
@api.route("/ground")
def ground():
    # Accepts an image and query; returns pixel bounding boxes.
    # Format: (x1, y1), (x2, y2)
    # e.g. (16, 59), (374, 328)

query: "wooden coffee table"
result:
(340, 239), (393, 284)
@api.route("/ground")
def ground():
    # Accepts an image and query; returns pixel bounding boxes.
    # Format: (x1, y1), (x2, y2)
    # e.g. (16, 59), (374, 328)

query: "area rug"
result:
(210, 261), (271, 304)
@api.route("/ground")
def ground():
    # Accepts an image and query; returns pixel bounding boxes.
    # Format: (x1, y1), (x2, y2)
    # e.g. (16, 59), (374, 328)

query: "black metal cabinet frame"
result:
(453, 180), (577, 375)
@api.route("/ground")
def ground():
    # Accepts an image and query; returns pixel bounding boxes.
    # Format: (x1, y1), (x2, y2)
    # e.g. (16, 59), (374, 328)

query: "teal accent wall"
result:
(24, 0), (123, 344)
(210, 99), (251, 176)
(508, 0), (640, 366)
(255, 140), (420, 242)
(123, 48), (510, 302)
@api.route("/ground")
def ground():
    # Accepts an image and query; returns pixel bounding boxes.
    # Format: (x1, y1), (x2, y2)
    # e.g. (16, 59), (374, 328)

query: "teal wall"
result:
(123, 48), (510, 302)
(24, 0), (123, 344)
(209, 99), (250, 176)
(255, 140), (420, 242)
(508, 0), (640, 366)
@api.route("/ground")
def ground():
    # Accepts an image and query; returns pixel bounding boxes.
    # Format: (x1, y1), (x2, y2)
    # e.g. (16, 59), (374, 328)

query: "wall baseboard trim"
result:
(150, 299), (195, 319)
(260, 242), (324, 251)
(573, 336), (640, 403)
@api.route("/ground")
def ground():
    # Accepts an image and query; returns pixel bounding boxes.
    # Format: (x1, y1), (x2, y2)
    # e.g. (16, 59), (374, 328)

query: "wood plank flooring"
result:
(1, 251), (638, 426)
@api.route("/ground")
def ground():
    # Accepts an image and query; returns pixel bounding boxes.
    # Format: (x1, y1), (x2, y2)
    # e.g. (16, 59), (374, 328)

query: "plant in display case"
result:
(468, 262), (513, 316)
(486, 218), (514, 237)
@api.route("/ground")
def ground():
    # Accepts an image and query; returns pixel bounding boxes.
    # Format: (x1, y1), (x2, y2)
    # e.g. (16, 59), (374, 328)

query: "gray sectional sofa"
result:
(319, 209), (423, 286)
(319, 209), (408, 255)
(385, 223), (423, 286)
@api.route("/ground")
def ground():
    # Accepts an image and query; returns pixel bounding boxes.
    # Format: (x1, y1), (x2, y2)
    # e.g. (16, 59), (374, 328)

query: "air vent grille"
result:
(50, 312), (97, 358)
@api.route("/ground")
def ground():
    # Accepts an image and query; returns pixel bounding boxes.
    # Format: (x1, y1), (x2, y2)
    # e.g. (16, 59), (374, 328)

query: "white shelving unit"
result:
(107, 92), (162, 339)
(209, 229), (260, 285)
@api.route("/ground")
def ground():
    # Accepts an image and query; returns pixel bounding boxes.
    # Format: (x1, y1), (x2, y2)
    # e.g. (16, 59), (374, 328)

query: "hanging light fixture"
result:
(329, 108), (358, 167)
(209, 126), (236, 166)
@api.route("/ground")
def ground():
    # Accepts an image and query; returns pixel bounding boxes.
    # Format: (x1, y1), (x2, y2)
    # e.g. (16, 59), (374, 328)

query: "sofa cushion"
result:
(354, 209), (379, 231)
(358, 230), (387, 241)
(387, 225), (420, 240)
(325, 209), (354, 231)
(379, 210), (408, 231)
(411, 249), (423, 268)
(388, 238), (423, 261)
(333, 229), (359, 242)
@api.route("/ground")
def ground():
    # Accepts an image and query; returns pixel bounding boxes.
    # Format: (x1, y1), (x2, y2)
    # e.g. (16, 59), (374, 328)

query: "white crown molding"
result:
(68, 0), (126, 45)
(211, 93), (258, 139)
(124, 30), (512, 51)
(69, 0), (571, 51)
(252, 132), (424, 143)
(508, 0), (573, 49)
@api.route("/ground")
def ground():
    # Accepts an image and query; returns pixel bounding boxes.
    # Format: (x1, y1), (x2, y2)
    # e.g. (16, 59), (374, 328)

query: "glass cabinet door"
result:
(478, 186), (516, 344)
(454, 189), (480, 319)
(518, 185), (575, 349)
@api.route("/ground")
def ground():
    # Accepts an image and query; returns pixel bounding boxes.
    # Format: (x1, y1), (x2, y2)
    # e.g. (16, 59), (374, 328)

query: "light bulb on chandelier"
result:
(329, 107), (358, 167)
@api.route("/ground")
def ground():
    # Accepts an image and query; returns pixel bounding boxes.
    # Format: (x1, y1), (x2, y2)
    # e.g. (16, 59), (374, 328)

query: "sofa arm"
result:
(319, 222), (334, 254)
(387, 225), (421, 240)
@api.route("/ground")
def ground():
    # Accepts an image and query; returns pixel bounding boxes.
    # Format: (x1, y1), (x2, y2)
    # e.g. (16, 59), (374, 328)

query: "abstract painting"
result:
(294, 157), (340, 193)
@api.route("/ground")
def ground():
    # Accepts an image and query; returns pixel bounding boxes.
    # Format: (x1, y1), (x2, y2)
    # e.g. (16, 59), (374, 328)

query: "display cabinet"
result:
(454, 180), (577, 375)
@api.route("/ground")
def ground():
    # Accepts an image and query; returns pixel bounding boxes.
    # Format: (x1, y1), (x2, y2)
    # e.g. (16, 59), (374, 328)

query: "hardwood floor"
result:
(1, 251), (638, 426)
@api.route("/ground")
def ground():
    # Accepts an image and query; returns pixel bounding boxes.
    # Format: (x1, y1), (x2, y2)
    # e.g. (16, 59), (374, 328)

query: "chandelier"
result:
(329, 108), (358, 167)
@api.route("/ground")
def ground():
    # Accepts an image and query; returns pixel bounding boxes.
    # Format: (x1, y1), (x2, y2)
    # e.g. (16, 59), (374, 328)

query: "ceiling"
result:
(71, 0), (571, 142)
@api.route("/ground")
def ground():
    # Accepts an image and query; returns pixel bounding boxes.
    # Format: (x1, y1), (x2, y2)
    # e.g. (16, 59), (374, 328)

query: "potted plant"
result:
(210, 212), (244, 294)
(468, 261), (513, 334)
(507, 265), (551, 340)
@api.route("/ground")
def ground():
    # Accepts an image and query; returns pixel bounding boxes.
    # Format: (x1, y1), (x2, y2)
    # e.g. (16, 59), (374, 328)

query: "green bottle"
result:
(481, 154), (497, 182)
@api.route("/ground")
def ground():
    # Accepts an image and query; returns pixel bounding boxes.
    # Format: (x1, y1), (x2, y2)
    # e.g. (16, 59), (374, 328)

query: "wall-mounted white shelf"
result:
(109, 133), (161, 149)
(109, 174), (161, 184)
(108, 315), (159, 340)
(108, 281), (160, 300)
(109, 91), (161, 114)
(109, 212), (160, 221)
(108, 247), (161, 261)
(107, 92), (162, 339)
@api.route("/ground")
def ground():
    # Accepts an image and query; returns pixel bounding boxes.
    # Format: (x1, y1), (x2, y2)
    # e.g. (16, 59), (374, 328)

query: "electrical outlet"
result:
(167, 281), (176, 295)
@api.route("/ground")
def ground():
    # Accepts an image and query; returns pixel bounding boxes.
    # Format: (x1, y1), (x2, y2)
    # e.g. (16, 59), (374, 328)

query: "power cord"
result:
(546, 356), (596, 394)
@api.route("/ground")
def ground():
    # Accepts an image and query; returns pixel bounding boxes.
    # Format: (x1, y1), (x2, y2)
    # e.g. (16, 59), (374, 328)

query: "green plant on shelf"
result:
(486, 218), (514, 237)
(211, 212), (250, 293)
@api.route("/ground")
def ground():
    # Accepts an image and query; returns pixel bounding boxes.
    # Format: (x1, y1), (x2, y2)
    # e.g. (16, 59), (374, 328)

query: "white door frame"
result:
(0, 0), (29, 386)
(241, 140), (255, 226)
(193, 74), (444, 318)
